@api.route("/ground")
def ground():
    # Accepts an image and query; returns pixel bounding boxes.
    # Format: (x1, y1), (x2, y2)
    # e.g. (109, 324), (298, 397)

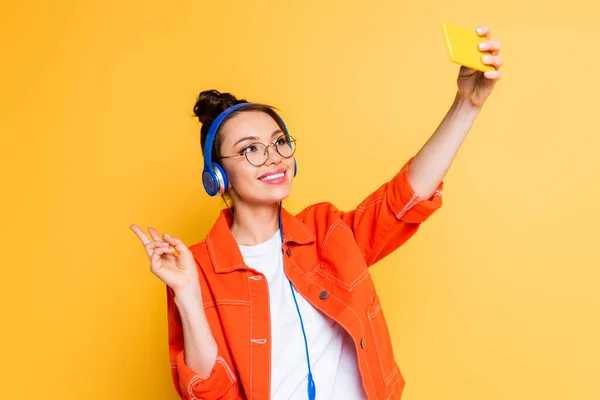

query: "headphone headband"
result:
(203, 103), (256, 175)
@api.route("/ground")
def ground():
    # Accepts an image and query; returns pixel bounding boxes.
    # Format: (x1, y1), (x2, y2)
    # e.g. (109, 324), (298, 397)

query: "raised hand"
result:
(130, 225), (200, 297)
(456, 25), (503, 108)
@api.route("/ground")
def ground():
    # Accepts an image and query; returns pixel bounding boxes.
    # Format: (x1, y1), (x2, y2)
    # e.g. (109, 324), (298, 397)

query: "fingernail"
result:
(482, 56), (489, 62)
(163, 242), (169, 246)
(478, 42), (485, 49)
(477, 28), (483, 34)
(164, 233), (171, 237)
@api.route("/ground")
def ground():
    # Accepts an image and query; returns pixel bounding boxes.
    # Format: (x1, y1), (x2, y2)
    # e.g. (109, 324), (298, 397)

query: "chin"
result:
(233, 178), (293, 206)
(267, 188), (292, 203)
(254, 186), (292, 205)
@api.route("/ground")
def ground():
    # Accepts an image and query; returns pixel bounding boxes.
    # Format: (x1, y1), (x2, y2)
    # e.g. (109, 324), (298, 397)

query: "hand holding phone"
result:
(442, 22), (495, 72)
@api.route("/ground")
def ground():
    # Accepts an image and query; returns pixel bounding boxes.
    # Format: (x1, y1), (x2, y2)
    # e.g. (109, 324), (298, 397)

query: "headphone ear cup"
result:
(212, 163), (228, 195)
(202, 163), (228, 196)
(202, 168), (218, 197)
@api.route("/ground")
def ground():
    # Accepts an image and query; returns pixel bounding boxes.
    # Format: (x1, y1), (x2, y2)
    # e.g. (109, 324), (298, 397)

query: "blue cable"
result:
(279, 204), (316, 400)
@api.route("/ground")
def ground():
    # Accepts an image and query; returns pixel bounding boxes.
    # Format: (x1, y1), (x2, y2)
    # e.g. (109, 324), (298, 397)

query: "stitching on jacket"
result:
(367, 302), (382, 319)
(321, 218), (343, 252)
(337, 221), (355, 235)
(285, 213), (313, 243)
(219, 263), (246, 273)
(315, 264), (370, 291)
(307, 262), (322, 277)
(205, 235), (220, 271)
(227, 263), (246, 271)
(368, 306), (388, 386)
(385, 368), (401, 399)
(395, 193), (422, 220)
(203, 300), (251, 309)
(245, 270), (254, 399)
(216, 355), (237, 384)
(206, 237), (246, 272)
(187, 375), (202, 399)
(385, 367), (399, 388)
(295, 213), (314, 237)
(185, 358), (236, 399)
(355, 196), (384, 211)
(368, 300), (397, 386)
(336, 222), (375, 260)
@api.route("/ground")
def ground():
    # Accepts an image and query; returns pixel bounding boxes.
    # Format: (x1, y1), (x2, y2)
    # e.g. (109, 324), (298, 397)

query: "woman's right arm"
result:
(173, 285), (218, 379)
(131, 225), (239, 399)
(167, 282), (239, 399)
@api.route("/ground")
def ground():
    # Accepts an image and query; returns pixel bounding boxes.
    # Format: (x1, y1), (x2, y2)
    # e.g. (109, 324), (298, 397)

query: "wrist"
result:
(452, 92), (483, 116)
(173, 285), (202, 312)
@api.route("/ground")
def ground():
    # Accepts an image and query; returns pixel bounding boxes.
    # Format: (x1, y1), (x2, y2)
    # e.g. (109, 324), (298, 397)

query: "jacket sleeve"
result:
(338, 157), (443, 266)
(166, 280), (239, 399)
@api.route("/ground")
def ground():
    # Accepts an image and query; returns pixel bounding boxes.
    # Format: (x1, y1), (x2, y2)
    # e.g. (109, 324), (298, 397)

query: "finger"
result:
(130, 224), (152, 246)
(150, 246), (175, 270)
(148, 226), (164, 242)
(483, 70), (502, 81)
(478, 40), (501, 56)
(163, 234), (192, 261)
(476, 25), (491, 39)
(146, 241), (174, 253)
(482, 55), (503, 69)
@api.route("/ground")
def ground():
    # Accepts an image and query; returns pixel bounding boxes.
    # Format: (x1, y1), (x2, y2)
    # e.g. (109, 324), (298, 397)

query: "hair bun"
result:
(193, 90), (247, 125)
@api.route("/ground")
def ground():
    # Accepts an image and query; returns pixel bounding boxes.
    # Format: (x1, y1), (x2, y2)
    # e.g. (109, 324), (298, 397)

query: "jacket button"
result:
(319, 291), (328, 300)
(286, 248), (292, 256)
(360, 339), (366, 349)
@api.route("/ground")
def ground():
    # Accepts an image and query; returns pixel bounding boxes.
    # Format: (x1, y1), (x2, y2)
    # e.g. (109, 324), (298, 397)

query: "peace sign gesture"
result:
(130, 225), (200, 297)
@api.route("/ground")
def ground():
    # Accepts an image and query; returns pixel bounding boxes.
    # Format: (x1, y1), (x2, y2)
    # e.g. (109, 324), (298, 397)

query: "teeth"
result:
(260, 172), (284, 181)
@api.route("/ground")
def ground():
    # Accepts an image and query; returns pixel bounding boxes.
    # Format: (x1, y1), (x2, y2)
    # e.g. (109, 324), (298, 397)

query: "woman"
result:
(131, 25), (503, 400)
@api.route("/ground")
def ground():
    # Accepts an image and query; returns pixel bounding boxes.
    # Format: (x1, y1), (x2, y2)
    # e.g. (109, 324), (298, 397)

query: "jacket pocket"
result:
(367, 295), (398, 386)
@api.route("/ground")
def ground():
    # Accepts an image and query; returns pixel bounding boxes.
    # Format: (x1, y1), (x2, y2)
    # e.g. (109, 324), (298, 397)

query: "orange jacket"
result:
(167, 158), (443, 399)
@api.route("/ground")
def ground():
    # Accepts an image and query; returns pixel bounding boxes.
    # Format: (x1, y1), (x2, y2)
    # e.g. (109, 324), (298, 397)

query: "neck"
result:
(229, 202), (281, 246)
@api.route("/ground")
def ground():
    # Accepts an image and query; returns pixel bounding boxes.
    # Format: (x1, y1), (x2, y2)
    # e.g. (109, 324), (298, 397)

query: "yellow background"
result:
(2, 0), (599, 399)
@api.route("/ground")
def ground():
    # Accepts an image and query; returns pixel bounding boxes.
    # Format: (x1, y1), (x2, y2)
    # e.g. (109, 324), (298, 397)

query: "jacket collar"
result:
(205, 207), (314, 274)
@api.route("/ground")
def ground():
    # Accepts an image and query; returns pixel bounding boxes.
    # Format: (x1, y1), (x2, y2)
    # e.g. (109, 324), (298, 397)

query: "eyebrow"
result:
(233, 129), (283, 147)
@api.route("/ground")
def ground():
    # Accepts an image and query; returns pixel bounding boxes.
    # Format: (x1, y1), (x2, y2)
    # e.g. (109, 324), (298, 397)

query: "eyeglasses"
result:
(219, 135), (297, 167)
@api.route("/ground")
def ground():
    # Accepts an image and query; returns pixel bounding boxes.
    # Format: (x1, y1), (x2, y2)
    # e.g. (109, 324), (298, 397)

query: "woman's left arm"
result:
(408, 25), (503, 199)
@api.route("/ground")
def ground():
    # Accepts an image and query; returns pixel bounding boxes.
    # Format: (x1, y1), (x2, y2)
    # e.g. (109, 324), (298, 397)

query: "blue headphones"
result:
(201, 103), (297, 196)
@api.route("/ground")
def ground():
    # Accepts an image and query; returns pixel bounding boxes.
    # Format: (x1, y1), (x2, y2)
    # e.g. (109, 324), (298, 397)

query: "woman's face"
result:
(218, 111), (295, 207)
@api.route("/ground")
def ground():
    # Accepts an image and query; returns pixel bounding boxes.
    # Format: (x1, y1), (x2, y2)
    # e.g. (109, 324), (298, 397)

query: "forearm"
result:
(408, 92), (482, 199)
(175, 290), (219, 379)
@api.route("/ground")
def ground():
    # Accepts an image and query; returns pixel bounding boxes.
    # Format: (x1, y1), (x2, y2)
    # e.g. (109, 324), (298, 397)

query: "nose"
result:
(264, 143), (282, 165)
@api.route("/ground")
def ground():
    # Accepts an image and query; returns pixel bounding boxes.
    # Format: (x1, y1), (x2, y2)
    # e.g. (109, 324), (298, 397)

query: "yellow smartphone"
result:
(441, 22), (494, 72)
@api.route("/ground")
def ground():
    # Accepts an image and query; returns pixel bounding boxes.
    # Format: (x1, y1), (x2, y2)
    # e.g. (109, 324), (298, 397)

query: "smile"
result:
(259, 172), (285, 182)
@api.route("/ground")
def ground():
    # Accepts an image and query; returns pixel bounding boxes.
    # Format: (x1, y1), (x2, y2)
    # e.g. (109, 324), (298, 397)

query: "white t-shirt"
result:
(239, 230), (367, 400)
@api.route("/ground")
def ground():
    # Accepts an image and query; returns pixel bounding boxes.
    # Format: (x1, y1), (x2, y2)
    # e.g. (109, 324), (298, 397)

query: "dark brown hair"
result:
(193, 89), (286, 163)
